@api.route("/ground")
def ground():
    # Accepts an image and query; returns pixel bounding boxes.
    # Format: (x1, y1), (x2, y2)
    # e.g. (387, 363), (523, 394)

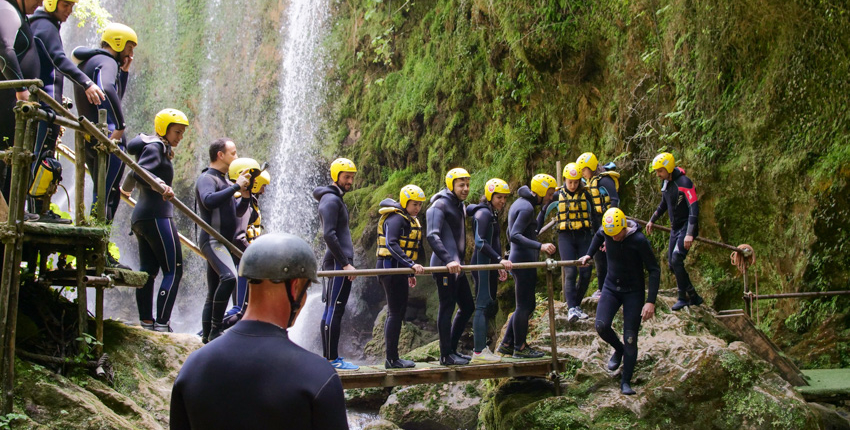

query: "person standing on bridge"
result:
(499, 174), (557, 359)
(126, 109), (188, 333)
(576, 152), (620, 300)
(467, 178), (512, 364)
(646, 152), (703, 310)
(428, 167), (474, 366)
(375, 184), (426, 369)
(196, 138), (252, 343)
(579, 208), (660, 395)
(29, 0), (106, 222)
(314, 157), (359, 371)
(170, 233), (349, 430)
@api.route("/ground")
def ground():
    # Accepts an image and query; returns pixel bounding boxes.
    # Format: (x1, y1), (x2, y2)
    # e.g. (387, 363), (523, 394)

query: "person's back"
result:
(170, 320), (347, 430)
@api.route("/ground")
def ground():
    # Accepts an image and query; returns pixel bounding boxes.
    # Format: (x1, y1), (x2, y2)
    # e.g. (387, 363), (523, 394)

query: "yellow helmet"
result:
(602, 208), (627, 236)
(576, 152), (598, 173)
(101, 23), (138, 53)
(330, 158), (357, 182)
(530, 173), (556, 198)
(484, 178), (510, 201)
(154, 108), (189, 137)
(44, 0), (78, 13)
(228, 158), (262, 181)
(651, 152), (675, 173)
(399, 184), (426, 209)
(445, 167), (470, 191)
(252, 170), (270, 194)
(562, 163), (581, 181)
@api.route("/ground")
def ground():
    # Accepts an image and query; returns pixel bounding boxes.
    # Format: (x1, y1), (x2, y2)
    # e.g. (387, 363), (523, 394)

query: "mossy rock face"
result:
(12, 321), (201, 429)
(363, 306), (438, 360)
(346, 386), (394, 410)
(380, 381), (486, 430)
(401, 339), (441, 363)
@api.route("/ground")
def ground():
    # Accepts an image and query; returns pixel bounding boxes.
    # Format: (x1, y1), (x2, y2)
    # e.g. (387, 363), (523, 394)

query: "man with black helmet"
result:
(170, 233), (349, 430)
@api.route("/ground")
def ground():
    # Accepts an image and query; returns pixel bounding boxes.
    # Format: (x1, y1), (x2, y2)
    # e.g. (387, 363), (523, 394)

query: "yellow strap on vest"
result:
(376, 208), (422, 260)
(556, 190), (592, 231)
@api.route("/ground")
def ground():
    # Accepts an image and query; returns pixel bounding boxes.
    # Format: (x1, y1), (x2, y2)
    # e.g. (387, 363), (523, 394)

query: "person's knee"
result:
(623, 330), (638, 355)
(670, 252), (687, 269)
(564, 267), (578, 281)
(595, 319), (613, 335)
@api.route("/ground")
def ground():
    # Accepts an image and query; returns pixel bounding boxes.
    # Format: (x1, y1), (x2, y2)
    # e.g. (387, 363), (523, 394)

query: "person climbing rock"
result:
(576, 152), (620, 300)
(29, 0), (105, 222)
(499, 174), (557, 359)
(0, 0), (43, 218)
(428, 167), (474, 366)
(170, 234), (349, 430)
(314, 157), (359, 371)
(223, 168), (270, 330)
(375, 184), (426, 369)
(127, 109), (188, 333)
(579, 208), (660, 395)
(468, 178), (512, 364)
(646, 152), (703, 310)
(72, 22), (137, 268)
(549, 163), (595, 322)
(195, 138), (251, 343)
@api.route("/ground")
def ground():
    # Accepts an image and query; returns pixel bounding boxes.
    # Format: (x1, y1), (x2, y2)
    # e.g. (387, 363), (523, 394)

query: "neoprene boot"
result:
(386, 358), (416, 369)
(671, 290), (689, 311)
(688, 289), (704, 307)
(621, 381), (636, 395)
(208, 323), (223, 342)
(607, 350), (623, 371)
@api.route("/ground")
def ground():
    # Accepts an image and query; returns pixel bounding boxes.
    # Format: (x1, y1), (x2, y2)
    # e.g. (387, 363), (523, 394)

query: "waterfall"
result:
(264, 0), (331, 352)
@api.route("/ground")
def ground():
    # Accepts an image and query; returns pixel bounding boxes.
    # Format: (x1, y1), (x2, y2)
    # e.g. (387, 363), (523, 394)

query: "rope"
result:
(731, 244), (758, 323)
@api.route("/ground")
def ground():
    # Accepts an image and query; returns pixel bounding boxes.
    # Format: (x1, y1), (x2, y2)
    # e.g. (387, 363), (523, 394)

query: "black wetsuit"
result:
(28, 9), (94, 213)
(585, 221), (660, 385)
(313, 184), (354, 361)
(501, 186), (546, 350)
(226, 195), (261, 323)
(468, 202), (503, 353)
(170, 320), (349, 430)
(649, 167), (700, 296)
(195, 167), (249, 339)
(589, 173), (619, 295)
(376, 198), (422, 361)
(73, 47), (128, 221)
(427, 188), (473, 358)
(127, 134), (182, 324)
(0, 0), (40, 200)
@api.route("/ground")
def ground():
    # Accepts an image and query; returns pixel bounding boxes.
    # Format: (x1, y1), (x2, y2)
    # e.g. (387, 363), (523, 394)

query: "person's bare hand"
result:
(161, 185), (174, 201)
(446, 261), (461, 274)
(641, 303), (656, 321)
(498, 269), (508, 282)
(235, 170), (251, 190)
(411, 263), (425, 275)
(578, 255), (592, 267)
(120, 55), (133, 72)
(110, 129), (124, 141)
(500, 259), (512, 271)
(15, 90), (29, 101)
(684, 235), (694, 250)
(408, 277), (417, 288)
(646, 221), (654, 235)
(540, 243), (556, 255)
(85, 84), (106, 105)
(343, 264), (357, 281)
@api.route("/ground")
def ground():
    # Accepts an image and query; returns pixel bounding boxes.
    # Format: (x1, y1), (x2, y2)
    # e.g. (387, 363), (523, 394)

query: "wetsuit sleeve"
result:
(197, 174), (240, 210)
(35, 25), (93, 88)
(510, 207), (542, 250)
(544, 193), (560, 219)
(384, 214), (415, 267)
(600, 176), (619, 208)
(235, 194), (250, 217)
(133, 143), (163, 187)
(474, 210), (502, 262)
(679, 176), (699, 236)
(0, 10), (25, 85)
(648, 193), (667, 224)
(585, 229), (605, 258)
(97, 59), (126, 130)
(168, 380), (190, 430)
(312, 373), (349, 430)
(318, 196), (353, 266)
(426, 201), (455, 264)
(638, 235), (661, 304)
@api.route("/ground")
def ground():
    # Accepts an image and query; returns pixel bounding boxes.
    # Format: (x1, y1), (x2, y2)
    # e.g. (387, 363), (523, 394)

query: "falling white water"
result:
(264, 0), (332, 352)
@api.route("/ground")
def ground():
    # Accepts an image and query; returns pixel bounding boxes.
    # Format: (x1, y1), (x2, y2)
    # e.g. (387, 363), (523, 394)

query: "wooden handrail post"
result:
(544, 260), (561, 396)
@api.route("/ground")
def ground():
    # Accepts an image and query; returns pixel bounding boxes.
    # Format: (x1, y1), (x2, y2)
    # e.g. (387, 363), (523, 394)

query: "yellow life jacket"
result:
(587, 171), (620, 214)
(556, 189), (592, 231)
(245, 202), (264, 243)
(376, 207), (422, 260)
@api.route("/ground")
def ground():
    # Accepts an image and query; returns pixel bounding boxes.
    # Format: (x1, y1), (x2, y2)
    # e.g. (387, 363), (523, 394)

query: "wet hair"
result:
(479, 195), (489, 204)
(209, 138), (232, 162)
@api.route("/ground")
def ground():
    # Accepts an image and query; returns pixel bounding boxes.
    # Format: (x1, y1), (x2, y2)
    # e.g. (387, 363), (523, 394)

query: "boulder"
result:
(380, 381), (486, 430)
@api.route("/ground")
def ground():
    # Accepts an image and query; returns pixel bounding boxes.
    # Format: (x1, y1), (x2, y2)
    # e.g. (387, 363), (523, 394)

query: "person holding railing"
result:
(646, 152), (703, 310)
(498, 174), (557, 359)
(579, 208), (660, 395)
(314, 158), (359, 371)
(467, 178), (512, 364)
(28, 0), (105, 223)
(126, 109), (187, 333)
(375, 184), (426, 369)
(428, 168), (475, 366)
(0, 0), (43, 216)
(196, 138), (252, 343)
(576, 152), (621, 300)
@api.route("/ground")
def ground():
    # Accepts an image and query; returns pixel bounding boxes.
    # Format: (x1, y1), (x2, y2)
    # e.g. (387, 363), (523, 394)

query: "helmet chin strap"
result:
(284, 280), (309, 328)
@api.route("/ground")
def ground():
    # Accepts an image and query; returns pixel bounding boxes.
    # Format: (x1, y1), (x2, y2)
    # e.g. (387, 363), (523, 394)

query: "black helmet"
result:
(238, 233), (318, 283)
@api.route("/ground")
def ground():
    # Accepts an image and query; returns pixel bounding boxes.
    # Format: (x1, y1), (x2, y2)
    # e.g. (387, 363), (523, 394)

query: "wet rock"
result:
(380, 381), (486, 430)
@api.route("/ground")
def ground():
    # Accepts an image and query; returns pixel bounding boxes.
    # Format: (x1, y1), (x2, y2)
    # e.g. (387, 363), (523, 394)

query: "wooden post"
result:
(545, 265), (561, 396)
(76, 245), (88, 351)
(95, 110), (107, 221)
(555, 161), (564, 301)
(743, 267), (751, 317)
(74, 130), (86, 226)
